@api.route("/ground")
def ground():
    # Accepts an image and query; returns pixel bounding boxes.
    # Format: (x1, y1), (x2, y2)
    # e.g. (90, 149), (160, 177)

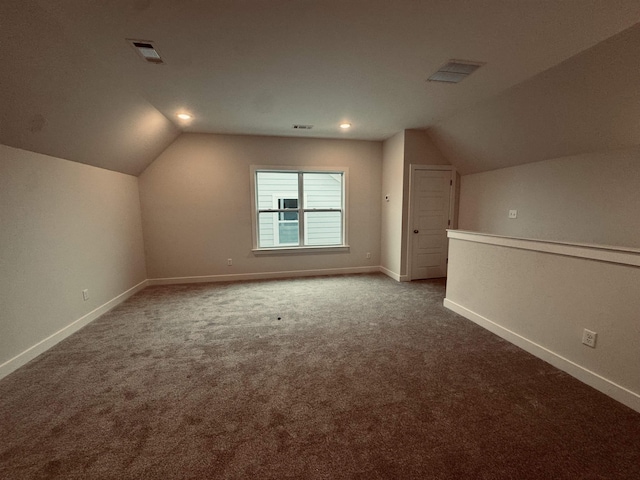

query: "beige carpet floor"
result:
(1, 273), (639, 479)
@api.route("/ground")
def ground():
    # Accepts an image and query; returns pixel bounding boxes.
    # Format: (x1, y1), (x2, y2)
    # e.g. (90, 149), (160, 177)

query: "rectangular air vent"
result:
(292, 125), (313, 130)
(128, 39), (164, 64)
(428, 60), (484, 84)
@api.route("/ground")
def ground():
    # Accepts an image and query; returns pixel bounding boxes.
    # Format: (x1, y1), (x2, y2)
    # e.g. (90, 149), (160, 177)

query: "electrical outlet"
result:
(82, 289), (89, 301)
(508, 209), (518, 219)
(582, 329), (597, 348)
(366, 252), (371, 259)
(227, 258), (233, 266)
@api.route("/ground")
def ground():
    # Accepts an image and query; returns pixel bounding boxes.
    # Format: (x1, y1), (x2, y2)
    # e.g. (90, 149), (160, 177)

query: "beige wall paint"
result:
(445, 235), (640, 412)
(380, 131), (405, 277)
(403, 129), (450, 167)
(139, 133), (382, 279)
(429, 24), (640, 175)
(458, 146), (640, 248)
(381, 130), (452, 279)
(0, 144), (147, 368)
(400, 130), (451, 276)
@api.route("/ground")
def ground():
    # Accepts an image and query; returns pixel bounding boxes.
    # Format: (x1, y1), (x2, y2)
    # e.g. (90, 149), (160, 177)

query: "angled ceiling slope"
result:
(0, 1), (180, 176)
(428, 23), (640, 175)
(0, 0), (638, 175)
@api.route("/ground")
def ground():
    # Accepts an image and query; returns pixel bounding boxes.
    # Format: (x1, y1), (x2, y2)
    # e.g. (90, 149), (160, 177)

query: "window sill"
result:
(252, 245), (350, 256)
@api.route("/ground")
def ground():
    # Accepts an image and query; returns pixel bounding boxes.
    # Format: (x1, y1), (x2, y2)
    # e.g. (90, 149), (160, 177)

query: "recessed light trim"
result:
(177, 113), (192, 120)
(339, 123), (351, 129)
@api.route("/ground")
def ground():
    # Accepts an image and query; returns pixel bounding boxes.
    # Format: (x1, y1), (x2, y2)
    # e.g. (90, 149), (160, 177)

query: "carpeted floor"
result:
(1, 273), (639, 479)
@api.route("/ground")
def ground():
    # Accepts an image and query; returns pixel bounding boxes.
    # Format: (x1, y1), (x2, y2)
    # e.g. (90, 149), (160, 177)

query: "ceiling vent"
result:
(292, 124), (313, 130)
(428, 60), (484, 84)
(128, 39), (164, 64)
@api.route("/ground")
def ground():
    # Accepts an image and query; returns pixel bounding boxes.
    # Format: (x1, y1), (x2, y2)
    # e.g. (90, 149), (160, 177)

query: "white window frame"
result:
(250, 165), (350, 255)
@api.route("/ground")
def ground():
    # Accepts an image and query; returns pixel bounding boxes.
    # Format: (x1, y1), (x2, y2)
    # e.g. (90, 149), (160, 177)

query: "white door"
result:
(409, 169), (452, 279)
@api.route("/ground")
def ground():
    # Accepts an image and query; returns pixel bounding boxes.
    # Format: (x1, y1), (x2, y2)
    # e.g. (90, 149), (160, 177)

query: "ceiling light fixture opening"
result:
(339, 123), (351, 129)
(177, 113), (192, 120)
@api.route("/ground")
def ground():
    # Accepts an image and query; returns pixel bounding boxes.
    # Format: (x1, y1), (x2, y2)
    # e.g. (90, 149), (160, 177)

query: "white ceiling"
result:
(1, 1), (639, 175)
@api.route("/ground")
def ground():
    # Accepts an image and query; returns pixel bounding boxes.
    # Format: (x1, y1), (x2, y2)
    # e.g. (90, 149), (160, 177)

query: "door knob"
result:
(413, 229), (419, 233)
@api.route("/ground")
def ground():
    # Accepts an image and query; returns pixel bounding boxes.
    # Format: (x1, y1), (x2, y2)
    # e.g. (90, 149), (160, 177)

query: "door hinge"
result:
(446, 258), (448, 264)
(448, 219), (451, 226)
(450, 180), (452, 186)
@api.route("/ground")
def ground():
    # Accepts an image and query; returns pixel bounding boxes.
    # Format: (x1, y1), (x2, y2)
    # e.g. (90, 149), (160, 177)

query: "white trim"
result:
(407, 165), (456, 280)
(447, 230), (640, 268)
(409, 164), (455, 171)
(149, 266), (380, 285)
(251, 165), (349, 250)
(253, 245), (350, 255)
(379, 267), (410, 282)
(443, 298), (640, 414)
(0, 280), (149, 381)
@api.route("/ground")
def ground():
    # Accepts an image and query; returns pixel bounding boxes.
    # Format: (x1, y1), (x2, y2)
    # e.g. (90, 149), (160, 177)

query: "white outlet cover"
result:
(582, 329), (597, 348)
(508, 209), (518, 219)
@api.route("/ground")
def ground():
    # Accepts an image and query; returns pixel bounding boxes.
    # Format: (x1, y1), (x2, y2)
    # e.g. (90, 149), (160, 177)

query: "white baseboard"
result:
(0, 280), (149, 381)
(443, 298), (640, 414)
(379, 267), (409, 282)
(149, 266), (381, 286)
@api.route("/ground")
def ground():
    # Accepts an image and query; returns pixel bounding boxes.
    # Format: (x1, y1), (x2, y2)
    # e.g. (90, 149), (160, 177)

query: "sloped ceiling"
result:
(0, 1), (180, 175)
(0, 1), (639, 175)
(428, 23), (640, 175)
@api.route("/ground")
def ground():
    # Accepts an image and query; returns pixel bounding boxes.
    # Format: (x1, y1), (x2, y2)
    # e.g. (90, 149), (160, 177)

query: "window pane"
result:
(258, 211), (299, 247)
(257, 212), (277, 247)
(278, 198), (298, 221)
(303, 173), (342, 209)
(256, 172), (298, 210)
(278, 212), (299, 245)
(305, 211), (342, 245)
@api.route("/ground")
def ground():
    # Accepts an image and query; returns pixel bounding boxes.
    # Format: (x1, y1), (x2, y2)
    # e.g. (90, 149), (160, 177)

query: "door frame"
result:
(406, 164), (457, 281)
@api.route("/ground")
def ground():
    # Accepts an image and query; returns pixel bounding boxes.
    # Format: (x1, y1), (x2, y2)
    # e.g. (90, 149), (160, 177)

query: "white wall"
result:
(445, 232), (640, 412)
(403, 129), (450, 168)
(381, 131), (405, 278)
(138, 133), (382, 281)
(0, 144), (147, 376)
(449, 146), (640, 411)
(458, 146), (640, 248)
(381, 129), (451, 280)
(400, 130), (451, 276)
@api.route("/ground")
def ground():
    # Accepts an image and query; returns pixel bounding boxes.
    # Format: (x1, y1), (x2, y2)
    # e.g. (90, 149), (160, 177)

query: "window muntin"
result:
(254, 169), (345, 249)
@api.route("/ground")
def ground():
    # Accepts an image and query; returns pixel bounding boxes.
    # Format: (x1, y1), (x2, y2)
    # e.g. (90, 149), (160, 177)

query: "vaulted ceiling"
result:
(1, 1), (638, 175)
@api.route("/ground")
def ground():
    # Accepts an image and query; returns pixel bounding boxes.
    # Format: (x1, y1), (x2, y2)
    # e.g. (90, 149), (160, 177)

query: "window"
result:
(276, 197), (299, 245)
(251, 167), (347, 251)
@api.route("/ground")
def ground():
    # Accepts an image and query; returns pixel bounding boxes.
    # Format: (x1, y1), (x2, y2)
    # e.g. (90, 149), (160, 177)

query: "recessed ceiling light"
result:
(339, 123), (351, 129)
(177, 113), (192, 120)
